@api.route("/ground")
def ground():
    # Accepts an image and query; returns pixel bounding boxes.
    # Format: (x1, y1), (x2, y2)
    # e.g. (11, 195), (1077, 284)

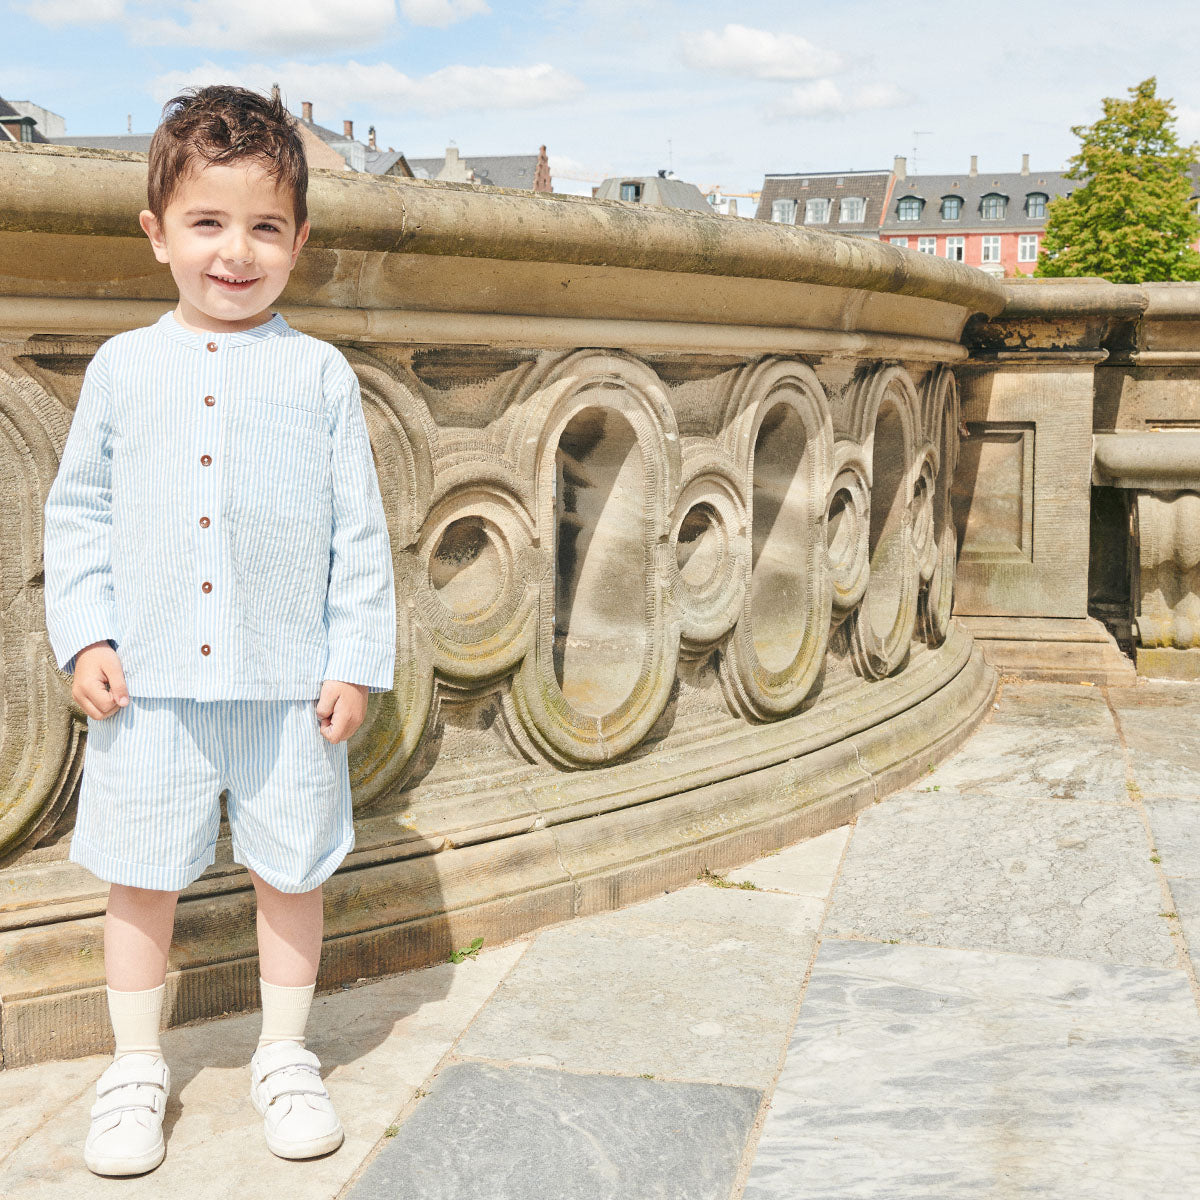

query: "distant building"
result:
(880, 155), (1071, 277)
(407, 145), (552, 191)
(0, 96), (52, 143)
(754, 169), (894, 239)
(593, 171), (710, 212)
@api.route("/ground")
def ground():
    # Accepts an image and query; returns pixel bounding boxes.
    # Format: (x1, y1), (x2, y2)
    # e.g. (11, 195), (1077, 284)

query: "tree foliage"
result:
(1037, 78), (1200, 283)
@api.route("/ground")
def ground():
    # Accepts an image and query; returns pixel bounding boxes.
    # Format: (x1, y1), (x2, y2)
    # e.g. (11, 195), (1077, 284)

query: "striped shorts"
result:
(70, 698), (354, 894)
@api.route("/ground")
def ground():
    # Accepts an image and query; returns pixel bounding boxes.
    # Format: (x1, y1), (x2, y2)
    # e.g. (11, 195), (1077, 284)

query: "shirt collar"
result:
(156, 311), (289, 350)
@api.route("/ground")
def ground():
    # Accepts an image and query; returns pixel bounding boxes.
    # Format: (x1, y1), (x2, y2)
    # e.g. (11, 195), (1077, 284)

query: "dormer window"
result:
(839, 196), (866, 223)
(1025, 192), (1048, 219)
(771, 198), (798, 224)
(897, 196), (923, 221)
(980, 193), (1008, 220)
(804, 197), (831, 224)
(619, 181), (642, 202)
(941, 196), (963, 220)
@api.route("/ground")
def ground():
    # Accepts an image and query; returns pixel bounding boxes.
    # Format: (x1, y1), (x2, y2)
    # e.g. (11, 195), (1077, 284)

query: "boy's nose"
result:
(222, 231), (253, 264)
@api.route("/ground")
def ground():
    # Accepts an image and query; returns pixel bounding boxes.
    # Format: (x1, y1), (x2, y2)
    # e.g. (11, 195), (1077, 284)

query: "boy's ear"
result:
(139, 210), (171, 264)
(290, 220), (311, 267)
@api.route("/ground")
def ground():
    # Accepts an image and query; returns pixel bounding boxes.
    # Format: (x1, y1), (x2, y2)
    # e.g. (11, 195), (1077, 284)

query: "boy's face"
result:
(139, 159), (310, 334)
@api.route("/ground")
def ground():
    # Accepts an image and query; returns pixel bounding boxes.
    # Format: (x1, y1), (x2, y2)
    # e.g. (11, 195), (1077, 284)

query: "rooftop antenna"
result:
(127, 114), (132, 134)
(911, 130), (933, 178)
(668, 138), (673, 174)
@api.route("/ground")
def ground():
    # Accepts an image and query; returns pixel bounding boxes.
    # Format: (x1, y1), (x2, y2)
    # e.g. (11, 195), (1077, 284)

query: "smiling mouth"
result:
(208, 273), (260, 290)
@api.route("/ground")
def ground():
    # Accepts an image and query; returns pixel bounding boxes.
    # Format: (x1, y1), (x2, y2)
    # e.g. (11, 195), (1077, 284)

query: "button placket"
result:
(197, 337), (222, 667)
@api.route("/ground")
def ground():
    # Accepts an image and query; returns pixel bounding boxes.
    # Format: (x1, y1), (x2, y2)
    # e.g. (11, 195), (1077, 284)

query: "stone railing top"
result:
(1093, 431), (1200, 489)
(0, 143), (1004, 315)
(993, 276), (1149, 321)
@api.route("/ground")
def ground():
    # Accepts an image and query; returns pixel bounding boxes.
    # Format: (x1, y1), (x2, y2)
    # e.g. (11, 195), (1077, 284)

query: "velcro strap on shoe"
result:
(97, 1068), (168, 1097)
(260, 1071), (329, 1105)
(92, 1087), (166, 1121)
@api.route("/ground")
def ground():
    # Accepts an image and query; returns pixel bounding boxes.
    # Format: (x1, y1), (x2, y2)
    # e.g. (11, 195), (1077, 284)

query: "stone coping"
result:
(1093, 430), (1200, 489)
(0, 143), (1004, 314)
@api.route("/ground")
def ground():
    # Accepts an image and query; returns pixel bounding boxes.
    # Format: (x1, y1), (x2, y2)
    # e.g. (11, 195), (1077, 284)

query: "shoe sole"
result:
(251, 1088), (345, 1160)
(84, 1139), (165, 1177)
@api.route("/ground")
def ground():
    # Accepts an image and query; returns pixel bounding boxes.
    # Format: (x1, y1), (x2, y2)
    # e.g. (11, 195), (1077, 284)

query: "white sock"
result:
(257, 979), (315, 1049)
(107, 984), (165, 1059)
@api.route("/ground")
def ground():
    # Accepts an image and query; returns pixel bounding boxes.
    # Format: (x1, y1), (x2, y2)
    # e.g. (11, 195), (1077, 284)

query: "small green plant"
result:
(449, 936), (484, 963)
(384, 1124), (400, 1138)
(1150, 854), (1162, 864)
(639, 1073), (655, 1080)
(1159, 912), (1179, 920)
(698, 868), (758, 890)
(1127, 779), (1143, 801)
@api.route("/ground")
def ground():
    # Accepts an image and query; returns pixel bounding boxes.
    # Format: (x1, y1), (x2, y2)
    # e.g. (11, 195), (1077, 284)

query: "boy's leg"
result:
(104, 884), (179, 1056)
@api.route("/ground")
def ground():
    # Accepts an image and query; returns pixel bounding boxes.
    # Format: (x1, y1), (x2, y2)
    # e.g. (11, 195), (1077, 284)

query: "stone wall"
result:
(0, 144), (1001, 1066)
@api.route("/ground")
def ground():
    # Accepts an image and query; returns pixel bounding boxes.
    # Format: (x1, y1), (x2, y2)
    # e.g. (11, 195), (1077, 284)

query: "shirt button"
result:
(200, 454), (212, 467)
(204, 395), (216, 407)
(201, 581), (213, 594)
(200, 644), (211, 656)
(206, 342), (218, 352)
(199, 515), (211, 528)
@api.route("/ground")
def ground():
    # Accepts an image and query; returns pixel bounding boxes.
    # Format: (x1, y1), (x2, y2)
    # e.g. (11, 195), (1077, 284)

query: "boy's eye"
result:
(255, 223), (281, 233)
(194, 219), (220, 228)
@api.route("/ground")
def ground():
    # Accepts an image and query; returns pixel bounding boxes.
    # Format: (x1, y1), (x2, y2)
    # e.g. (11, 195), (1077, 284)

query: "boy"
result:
(42, 85), (395, 1176)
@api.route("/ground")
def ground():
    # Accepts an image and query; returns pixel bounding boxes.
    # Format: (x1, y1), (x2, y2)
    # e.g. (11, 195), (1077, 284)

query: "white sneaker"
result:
(249, 1042), (344, 1160)
(84, 1053), (170, 1176)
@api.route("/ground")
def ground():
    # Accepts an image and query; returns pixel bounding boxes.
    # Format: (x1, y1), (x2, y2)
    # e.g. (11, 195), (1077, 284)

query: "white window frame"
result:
(804, 197), (831, 224)
(981, 235), (1002, 263)
(771, 198), (798, 224)
(980, 193), (1007, 220)
(619, 181), (642, 202)
(945, 237), (965, 262)
(897, 196), (922, 221)
(839, 196), (866, 223)
(1018, 234), (1039, 262)
(890, 236), (909, 247)
(917, 236), (937, 255)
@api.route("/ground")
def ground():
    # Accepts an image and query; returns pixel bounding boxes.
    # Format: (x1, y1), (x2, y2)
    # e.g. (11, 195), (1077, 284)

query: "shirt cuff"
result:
(323, 642), (396, 694)
(46, 609), (119, 675)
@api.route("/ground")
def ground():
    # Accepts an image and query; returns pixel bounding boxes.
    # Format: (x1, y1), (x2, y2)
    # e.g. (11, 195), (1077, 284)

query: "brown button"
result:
(203, 395), (215, 407)
(198, 515), (211, 528)
(200, 454), (212, 467)
(201, 581), (213, 594)
(200, 644), (211, 656)
(206, 342), (218, 352)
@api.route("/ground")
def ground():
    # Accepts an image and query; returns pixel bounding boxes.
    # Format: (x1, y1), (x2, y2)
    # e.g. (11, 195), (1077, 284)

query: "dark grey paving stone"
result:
(825, 792), (1176, 967)
(349, 1062), (760, 1200)
(743, 939), (1200, 1200)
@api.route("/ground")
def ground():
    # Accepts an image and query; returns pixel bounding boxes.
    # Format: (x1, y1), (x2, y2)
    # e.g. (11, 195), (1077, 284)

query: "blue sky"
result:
(5, 0), (1200, 200)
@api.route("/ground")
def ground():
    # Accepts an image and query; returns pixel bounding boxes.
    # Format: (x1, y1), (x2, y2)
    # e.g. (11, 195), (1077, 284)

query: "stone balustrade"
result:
(0, 143), (1004, 1066)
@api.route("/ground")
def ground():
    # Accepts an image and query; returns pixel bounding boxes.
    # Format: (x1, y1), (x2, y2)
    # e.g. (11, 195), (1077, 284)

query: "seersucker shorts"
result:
(70, 698), (354, 894)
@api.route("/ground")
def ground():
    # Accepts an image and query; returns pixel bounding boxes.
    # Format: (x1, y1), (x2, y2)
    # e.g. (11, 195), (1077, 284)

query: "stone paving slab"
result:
(455, 885), (825, 1089)
(349, 1061), (760, 1200)
(919, 710), (1130, 804)
(824, 791), (1176, 967)
(987, 682), (1116, 729)
(1109, 685), (1200, 800)
(0, 943), (526, 1199)
(726, 826), (850, 897)
(742, 938), (1200, 1200)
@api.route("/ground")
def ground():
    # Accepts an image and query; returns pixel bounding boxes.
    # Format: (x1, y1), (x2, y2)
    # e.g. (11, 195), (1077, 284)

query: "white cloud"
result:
(1177, 105), (1200, 144)
(398, 0), (489, 27)
(768, 79), (912, 119)
(680, 24), (842, 81)
(25, 0), (125, 24)
(151, 60), (584, 116)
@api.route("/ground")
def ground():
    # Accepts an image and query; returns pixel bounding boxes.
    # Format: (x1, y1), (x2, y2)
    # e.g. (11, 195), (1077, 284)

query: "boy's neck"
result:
(170, 302), (278, 335)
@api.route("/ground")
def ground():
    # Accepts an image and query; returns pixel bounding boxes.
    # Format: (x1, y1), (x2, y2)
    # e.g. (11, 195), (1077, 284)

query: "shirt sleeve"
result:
(43, 347), (119, 675)
(322, 357), (397, 692)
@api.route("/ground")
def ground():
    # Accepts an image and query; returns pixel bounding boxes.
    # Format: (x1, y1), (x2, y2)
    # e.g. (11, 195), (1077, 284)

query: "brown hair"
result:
(147, 84), (308, 227)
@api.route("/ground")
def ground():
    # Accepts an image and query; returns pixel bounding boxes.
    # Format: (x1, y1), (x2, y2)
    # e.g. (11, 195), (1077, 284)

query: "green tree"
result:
(1037, 77), (1200, 283)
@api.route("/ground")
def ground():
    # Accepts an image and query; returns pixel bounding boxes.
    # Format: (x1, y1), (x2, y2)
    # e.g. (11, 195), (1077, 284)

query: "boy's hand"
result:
(315, 680), (369, 744)
(72, 641), (129, 719)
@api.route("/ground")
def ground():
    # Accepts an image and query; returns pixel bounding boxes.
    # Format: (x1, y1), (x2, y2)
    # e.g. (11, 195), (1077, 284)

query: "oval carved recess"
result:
(919, 365), (960, 646)
(844, 364), (929, 680)
(0, 357), (84, 860)
(343, 353), (438, 808)
(718, 358), (834, 720)
(502, 351), (681, 766)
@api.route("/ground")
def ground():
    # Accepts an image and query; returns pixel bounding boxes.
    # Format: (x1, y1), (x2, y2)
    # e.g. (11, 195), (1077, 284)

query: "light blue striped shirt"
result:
(44, 312), (396, 700)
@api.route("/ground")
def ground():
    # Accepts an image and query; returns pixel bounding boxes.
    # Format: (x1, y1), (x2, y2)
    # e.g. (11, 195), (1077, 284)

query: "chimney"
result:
(446, 145), (459, 164)
(893, 154), (907, 181)
(368, 125), (377, 151)
(343, 120), (354, 140)
(302, 101), (312, 123)
(969, 155), (978, 177)
(1021, 153), (1030, 176)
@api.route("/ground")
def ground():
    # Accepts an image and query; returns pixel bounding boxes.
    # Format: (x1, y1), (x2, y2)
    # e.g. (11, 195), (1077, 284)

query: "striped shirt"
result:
(43, 312), (396, 700)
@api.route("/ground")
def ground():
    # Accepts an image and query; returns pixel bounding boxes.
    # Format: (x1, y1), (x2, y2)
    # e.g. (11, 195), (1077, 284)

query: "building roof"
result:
(0, 95), (50, 142)
(408, 153), (541, 190)
(754, 169), (893, 235)
(880, 168), (1072, 233)
(48, 134), (151, 152)
(592, 174), (712, 213)
(363, 148), (413, 177)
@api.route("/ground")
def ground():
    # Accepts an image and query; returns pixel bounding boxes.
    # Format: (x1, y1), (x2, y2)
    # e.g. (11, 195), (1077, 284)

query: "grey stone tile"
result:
(1146, 799), (1200, 877)
(349, 1062), (760, 1200)
(825, 792), (1176, 967)
(990, 681), (1117, 730)
(918, 714), (1130, 803)
(726, 826), (850, 897)
(456, 885), (824, 1088)
(1110, 705), (1200, 800)
(743, 939), (1200, 1200)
